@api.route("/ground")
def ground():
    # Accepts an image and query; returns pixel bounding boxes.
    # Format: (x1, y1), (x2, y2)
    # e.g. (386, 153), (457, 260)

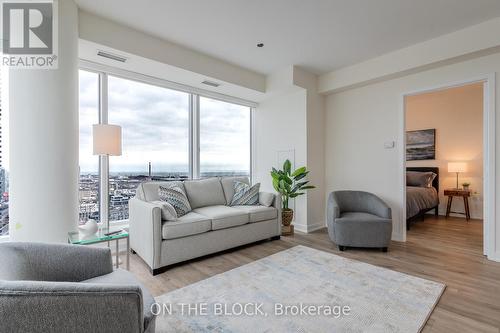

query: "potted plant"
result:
(271, 160), (315, 226)
(462, 182), (470, 191)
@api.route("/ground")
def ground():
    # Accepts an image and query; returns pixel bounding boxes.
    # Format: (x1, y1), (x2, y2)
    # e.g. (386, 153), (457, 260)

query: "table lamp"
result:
(448, 162), (467, 189)
(93, 124), (122, 230)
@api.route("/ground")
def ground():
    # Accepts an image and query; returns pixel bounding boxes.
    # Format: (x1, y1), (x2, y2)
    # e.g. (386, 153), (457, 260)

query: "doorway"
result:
(401, 76), (495, 258)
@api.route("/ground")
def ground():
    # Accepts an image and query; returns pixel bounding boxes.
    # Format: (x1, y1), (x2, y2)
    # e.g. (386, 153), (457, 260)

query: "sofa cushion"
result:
(193, 205), (249, 230)
(136, 181), (184, 201)
(221, 176), (250, 204)
(231, 205), (278, 223)
(83, 268), (155, 331)
(159, 186), (192, 217)
(183, 178), (226, 209)
(230, 182), (260, 206)
(161, 212), (211, 240)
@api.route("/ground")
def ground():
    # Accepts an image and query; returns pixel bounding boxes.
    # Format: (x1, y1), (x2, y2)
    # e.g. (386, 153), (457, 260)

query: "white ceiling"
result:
(75, 0), (500, 75)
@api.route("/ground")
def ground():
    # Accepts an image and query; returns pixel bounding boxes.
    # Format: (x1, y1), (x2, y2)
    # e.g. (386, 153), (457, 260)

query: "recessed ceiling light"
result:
(257, 43), (264, 48)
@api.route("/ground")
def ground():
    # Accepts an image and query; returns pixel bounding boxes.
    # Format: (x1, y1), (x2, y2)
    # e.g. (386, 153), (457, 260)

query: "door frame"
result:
(399, 73), (496, 259)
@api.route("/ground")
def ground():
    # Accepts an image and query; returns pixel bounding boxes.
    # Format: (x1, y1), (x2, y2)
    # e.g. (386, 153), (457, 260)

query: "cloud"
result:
(79, 71), (250, 173)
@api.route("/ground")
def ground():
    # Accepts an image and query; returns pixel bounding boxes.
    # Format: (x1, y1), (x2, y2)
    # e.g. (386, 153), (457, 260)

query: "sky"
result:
(79, 70), (250, 174)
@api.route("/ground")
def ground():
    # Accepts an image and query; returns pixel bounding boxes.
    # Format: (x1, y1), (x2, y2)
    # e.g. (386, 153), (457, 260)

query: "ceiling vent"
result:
(201, 80), (220, 88)
(97, 50), (127, 63)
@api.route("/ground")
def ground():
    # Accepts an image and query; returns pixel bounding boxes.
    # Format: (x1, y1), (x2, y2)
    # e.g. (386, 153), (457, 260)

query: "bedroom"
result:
(404, 82), (484, 240)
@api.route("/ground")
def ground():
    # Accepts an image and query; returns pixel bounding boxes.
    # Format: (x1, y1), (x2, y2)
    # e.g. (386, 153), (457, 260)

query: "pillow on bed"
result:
(406, 171), (437, 188)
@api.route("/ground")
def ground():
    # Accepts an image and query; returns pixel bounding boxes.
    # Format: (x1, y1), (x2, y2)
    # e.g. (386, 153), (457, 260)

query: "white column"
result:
(9, 0), (79, 242)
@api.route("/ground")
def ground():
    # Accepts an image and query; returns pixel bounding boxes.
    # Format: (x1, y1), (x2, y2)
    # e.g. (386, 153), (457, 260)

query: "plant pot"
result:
(282, 209), (294, 226)
(463, 185), (470, 191)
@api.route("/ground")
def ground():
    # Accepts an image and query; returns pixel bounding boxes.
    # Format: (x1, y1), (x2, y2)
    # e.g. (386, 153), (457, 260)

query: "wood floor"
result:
(126, 216), (500, 332)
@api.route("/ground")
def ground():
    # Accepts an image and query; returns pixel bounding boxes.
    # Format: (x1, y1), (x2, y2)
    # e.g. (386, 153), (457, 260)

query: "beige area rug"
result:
(155, 245), (445, 332)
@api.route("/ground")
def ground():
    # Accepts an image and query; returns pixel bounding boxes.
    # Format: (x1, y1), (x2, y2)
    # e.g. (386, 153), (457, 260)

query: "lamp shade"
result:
(448, 162), (467, 173)
(93, 124), (122, 156)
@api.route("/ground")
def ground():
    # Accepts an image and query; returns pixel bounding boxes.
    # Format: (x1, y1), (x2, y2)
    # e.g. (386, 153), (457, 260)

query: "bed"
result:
(406, 167), (439, 230)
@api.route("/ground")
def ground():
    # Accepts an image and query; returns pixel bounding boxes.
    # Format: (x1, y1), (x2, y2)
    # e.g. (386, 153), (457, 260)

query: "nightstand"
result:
(444, 189), (471, 220)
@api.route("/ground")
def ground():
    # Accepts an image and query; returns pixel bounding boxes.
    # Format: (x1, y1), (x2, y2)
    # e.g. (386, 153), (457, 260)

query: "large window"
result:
(108, 75), (190, 221)
(78, 68), (252, 223)
(78, 70), (100, 223)
(200, 96), (250, 177)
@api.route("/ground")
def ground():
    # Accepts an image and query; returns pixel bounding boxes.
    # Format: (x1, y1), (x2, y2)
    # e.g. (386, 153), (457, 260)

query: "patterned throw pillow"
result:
(230, 181), (260, 206)
(158, 186), (192, 217)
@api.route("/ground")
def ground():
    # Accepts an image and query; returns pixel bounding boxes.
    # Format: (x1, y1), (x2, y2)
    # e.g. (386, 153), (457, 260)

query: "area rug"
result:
(155, 245), (445, 332)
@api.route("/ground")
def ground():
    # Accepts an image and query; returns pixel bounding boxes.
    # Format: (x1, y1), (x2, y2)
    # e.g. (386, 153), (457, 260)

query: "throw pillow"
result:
(259, 192), (275, 207)
(230, 181), (260, 206)
(150, 200), (178, 221)
(406, 171), (437, 188)
(158, 186), (192, 217)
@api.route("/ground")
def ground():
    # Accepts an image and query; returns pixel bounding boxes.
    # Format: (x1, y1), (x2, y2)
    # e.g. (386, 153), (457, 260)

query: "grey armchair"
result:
(0, 242), (156, 333)
(327, 191), (392, 252)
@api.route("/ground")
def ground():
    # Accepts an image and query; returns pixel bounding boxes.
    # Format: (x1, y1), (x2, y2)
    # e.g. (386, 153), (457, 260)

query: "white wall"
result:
(294, 68), (326, 231)
(9, 0), (79, 242)
(254, 86), (308, 228)
(325, 51), (500, 260)
(406, 83), (484, 219)
(254, 66), (325, 232)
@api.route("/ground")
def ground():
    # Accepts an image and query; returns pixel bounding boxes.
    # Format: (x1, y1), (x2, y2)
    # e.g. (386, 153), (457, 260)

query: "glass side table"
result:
(68, 227), (130, 270)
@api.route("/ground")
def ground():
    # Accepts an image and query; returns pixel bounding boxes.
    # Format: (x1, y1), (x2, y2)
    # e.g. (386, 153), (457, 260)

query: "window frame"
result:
(79, 62), (254, 224)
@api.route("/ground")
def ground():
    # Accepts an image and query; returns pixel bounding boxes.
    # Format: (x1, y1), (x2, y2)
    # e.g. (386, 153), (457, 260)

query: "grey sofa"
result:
(0, 242), (156, 333)
(327, 191), (392, 252)
(129, 176), (281, 275)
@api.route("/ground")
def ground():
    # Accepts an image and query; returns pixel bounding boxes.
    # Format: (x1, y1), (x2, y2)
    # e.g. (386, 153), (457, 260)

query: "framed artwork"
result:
(406, 129), (436, 161)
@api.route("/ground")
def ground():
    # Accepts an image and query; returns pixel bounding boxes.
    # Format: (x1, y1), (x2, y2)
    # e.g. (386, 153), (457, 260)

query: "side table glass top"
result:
(68, 227), (129, 245)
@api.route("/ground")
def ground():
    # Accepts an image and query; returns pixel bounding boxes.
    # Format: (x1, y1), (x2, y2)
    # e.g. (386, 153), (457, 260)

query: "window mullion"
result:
(190, 94), (200, 179)
(98, 72), (109, 227)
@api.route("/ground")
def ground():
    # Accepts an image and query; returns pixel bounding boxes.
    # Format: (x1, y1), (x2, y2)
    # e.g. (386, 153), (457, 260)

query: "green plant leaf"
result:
(272, 178), (281, 192)
(294, 171), (309, 181)
(291, 181), (308, 193)
(301, 185), (316, 190)
(284, 176), (293, 185)
(283, 160), (292, 175)
(291, 166), (306, 177)
(284, 180), (291, 191)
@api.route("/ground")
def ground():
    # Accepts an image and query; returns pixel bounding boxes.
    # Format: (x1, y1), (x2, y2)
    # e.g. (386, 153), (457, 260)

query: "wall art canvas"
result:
(406, 129), (436, 161)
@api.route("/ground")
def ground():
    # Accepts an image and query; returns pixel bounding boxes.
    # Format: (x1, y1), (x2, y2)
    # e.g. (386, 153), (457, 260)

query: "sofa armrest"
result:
(0, 242), (113, 282)
(0, 280), (144, 333)
(129, 198), (163, 270)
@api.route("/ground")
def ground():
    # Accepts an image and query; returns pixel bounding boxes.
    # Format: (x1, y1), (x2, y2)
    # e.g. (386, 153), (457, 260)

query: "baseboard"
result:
(391, 230), (405, 242)
(293, 221), (326, 233)
(487, 251), (500, 262)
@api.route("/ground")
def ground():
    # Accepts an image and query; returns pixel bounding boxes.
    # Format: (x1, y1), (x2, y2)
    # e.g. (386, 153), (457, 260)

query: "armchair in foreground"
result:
(327, 191), (392, 252)
(0, 242), (156, 333)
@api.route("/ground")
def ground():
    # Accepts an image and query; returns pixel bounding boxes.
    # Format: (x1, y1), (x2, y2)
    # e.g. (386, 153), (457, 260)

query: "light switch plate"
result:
(384, 141), (395, 149)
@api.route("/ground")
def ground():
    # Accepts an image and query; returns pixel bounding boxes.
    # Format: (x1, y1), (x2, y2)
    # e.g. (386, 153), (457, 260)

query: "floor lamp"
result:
(93, 124), (122, 232)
